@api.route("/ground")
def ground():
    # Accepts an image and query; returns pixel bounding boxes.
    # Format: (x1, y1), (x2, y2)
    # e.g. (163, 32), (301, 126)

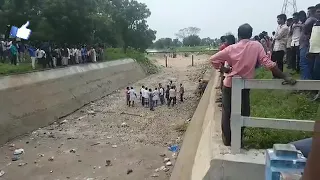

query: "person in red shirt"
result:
(216, 35), (236, 104)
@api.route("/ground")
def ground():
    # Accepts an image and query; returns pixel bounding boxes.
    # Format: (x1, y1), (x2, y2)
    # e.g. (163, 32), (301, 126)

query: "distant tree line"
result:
(151, 27), (220, 49)
(0, 0), (156, 51)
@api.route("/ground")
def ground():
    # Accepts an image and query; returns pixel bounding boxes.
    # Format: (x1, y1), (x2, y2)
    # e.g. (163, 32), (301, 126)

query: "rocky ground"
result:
(0, 54), (210, 180)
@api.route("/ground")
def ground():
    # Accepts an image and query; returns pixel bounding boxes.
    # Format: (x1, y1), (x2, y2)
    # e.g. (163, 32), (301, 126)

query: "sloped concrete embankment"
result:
(171, 69), (265, 180)
(0, 59), (146, 145)
(170, 69), (216, 180)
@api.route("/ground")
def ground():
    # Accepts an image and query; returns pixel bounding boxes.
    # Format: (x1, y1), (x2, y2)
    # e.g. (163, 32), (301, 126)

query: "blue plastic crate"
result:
(265, 144), (306, 180)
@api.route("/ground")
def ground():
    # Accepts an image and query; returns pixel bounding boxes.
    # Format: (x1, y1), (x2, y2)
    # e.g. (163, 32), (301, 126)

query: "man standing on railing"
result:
(210, 23), (297, 146)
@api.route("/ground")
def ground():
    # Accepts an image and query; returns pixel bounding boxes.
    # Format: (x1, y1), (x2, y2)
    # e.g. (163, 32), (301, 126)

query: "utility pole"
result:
(281, 0), (297, 16)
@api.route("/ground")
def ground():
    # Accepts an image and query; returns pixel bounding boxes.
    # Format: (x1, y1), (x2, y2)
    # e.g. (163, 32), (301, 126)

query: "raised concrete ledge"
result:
(170, 68), (216, 180)
(207, 158), (265, 180)
(0, 58), (134, 90)
(0, 59), (146, 144)
(171, 69), (267, 180)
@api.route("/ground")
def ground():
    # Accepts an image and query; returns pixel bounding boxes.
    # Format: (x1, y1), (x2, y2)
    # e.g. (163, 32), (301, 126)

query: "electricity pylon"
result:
(281, 0), (297, 16)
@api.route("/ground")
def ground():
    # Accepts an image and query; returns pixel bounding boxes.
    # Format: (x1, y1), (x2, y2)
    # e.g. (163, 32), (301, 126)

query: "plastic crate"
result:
(265, 144), (306, 180)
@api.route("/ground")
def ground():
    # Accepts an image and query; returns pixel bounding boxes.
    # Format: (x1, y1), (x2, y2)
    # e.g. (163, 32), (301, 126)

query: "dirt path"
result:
(0, 54), (210, 180)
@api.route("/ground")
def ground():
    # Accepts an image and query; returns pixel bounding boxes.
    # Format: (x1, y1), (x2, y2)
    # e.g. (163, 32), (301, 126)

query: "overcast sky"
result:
(137, 0), (319, 39)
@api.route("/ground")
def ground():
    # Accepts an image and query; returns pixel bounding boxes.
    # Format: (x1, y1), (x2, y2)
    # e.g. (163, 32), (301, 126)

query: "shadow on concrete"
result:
(202, 159), (265, 180)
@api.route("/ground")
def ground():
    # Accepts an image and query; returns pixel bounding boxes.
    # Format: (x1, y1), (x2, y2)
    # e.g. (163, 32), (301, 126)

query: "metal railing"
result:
(230, 76), (318, 154)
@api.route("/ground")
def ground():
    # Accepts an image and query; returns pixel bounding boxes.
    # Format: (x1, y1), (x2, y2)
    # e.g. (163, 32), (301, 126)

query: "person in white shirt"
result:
(61, 46), (69, 66)
(168, 86), (176, 107)
(272, 14), (289, 78)
(152, 88), (160, 107)
(159, 84), (165, 105)
(140, 86), (145, 106)
(286, 18), (293, 67)
(143, 87), (149, 107)
(74, 48), (79, 64)
(88, 47), (97, 63)
(128, 87), (137, 107)
(76, 47), (82, 63)
(36, 49), (47, 68)
(70, 47), (75, 64)
(290, 12), (303, 72)
(67, 47), (71, 64)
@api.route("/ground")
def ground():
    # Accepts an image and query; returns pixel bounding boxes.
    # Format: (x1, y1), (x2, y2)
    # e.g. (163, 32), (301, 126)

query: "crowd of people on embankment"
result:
(209, 3), (320, 179)
(0, 39), (105, 70)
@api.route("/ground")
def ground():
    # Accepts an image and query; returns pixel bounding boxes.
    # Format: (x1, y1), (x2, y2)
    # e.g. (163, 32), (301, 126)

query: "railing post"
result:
(191, 55), (194, 66)
(165, 55), (168, 67)
(231, 76), (244, 154)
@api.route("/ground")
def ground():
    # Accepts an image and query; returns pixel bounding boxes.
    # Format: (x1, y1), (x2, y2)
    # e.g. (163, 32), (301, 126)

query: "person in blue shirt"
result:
(18, 42), (25, 62)
(81, 45), (87, 63)
(27, 45), (37, 69)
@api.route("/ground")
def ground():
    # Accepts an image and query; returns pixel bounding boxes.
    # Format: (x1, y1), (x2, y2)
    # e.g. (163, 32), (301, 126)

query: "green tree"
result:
(183, 35), (201, 46)
(0, 0), (156, 51)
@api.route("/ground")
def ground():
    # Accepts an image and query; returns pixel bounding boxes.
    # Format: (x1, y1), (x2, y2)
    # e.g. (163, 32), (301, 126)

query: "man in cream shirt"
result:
(272, 13), (289, 78)
(290, 12), (303, 73)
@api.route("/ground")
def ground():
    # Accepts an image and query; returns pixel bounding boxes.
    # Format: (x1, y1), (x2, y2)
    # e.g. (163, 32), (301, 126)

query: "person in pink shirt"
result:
(210, 23), (296, 146)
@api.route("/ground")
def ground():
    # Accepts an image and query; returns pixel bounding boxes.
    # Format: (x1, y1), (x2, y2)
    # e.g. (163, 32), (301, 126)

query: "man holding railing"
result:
(209, 23), (296, 146)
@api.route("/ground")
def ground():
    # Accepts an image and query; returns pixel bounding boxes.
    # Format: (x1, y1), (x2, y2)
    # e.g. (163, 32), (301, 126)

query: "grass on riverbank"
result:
(105, 48), (158, 74)
(0, 48), (156, 76)
(0, 63), (36, 75)
(243, 68), (318, 149)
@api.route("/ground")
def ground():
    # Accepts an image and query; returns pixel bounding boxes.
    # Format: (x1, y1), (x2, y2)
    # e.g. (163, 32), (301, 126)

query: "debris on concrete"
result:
(106, 136), (112, 139)
(48, 156), (54, 161)
(126, 169), (133, 175)
(163, 158), (170, 163)
(91, 142), (100, 146)
(0, 170), (5, 177)
(105, 160), (111, 166)
(87, 110), (96, 115)
(38, 153), (44, 157)
(18, 162), (28, 167)
(159, 154), (166, 157)
(172, 153), (177, 159)
(69, 149), (76, 153)
(121, 122), (128, 127)
(48, 134), (55, 138)
(159, 166), (166, 171)
(60, 120), (68, 125)
(9, 144), (15, 148)
(120, 112), (142, 117)
(11, 156), (20, 161)
(155, 168), (160, 172)
(78, 160), (82, 162)
(165, 162), (172, 166)
(112, 145), (117, 148)
(50, 170), (53, 173)
(13, 148), (24, 155)
(151, 173), (159, 177)
(168, 145), (179, 152)
(77, 116), (86, 121)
